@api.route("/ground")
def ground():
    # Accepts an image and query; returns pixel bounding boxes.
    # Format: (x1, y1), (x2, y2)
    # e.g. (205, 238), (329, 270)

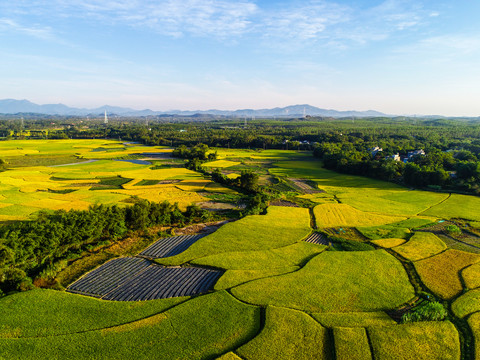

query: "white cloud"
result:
(260, 1), (351, 41)
(51, 0), (259, 38)
(0, 18), (53, 40)
(331, 0), (432, 45)
(0, 0), (439, 45)
(393, 34), (480, 61)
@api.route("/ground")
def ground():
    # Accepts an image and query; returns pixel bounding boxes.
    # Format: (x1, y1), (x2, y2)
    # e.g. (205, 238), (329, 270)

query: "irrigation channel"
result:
(67, 235), (223, 301)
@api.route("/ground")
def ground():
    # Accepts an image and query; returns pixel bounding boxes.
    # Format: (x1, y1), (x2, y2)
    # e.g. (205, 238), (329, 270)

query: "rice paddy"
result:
(368, 321), (461, 360)
(312, 312), (396, 328)
(156, 206), (311, 266)
(468, 312), (480, 360)
(333, 327), (372, 360)
(392, 232), (447, 261)
(3, 140), (480, 359)
(314, 203), (405, 228)
(461, 262), (480, 289)
(202, 160), (241, 168)
(0, 140), (212, 219)
(0, 290), (260, 360)
(421, 194), (480, 221)
(235, 306), (333, 360)
(0, 289), (187, 338)
(370, 238), (406, 248)
(191, 242), (326, 270)
(214, 267), (299, 290)
(414, 249), (480, 299)
(452, 289), (480, 318)
(231, 250), (415, 313)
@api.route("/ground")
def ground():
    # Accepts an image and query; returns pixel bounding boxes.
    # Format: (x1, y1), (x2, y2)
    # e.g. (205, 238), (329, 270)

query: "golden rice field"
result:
(0, 140), (236, 219)
(313, 203), (405, 228)
(392, 232), (447, 261)
(414, 249), (480, 299)
(461, 262), (480, 289)
(202, 160), (241, 168)
(370, 238), (406, 248)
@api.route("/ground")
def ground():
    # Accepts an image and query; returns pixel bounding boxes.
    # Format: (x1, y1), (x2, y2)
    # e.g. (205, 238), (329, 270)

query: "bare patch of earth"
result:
(196, 201), (243, 211)
(269, 200), (299, 207)
(174, 220), (233, 236)
(290, 179), (325, 194)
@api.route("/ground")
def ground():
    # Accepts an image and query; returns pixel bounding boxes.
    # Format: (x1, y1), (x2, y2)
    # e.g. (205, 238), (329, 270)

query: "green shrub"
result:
(401, 301), (448, 323)
(446, 224), (461, 234)
(329, 236), (375, 251)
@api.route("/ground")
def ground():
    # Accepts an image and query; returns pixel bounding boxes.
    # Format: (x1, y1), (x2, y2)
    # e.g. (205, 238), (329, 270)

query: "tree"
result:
(239, 170), (259, 193)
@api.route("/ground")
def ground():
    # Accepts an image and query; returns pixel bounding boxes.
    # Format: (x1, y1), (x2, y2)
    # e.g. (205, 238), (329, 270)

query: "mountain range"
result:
(0, 99), (388, 118)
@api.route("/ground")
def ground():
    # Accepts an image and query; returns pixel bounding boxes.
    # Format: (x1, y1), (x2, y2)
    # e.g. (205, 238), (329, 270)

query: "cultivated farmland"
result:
(67, 257), (223, 301)
(2, 139), (480, 359)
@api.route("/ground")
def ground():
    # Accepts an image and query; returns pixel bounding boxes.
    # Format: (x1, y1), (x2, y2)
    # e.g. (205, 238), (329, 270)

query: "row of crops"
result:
(67, 257), (152, 297)
(103, 266), (221, 301)
(67, 255), (222, 301)
(303, 232), (330, 245)
(139, 234), (206, 258)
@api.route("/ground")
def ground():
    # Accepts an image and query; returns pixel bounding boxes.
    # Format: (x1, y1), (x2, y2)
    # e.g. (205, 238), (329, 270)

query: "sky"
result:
(0, 0), (479, 116)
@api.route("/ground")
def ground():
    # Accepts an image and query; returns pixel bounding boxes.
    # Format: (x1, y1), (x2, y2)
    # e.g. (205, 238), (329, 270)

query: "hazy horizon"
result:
(1, 1), (479, 117)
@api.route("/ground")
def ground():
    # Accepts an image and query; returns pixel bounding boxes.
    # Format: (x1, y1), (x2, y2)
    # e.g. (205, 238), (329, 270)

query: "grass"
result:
(231, 250), (415, 313)
(236, 306), (333, 360)
(314, 203), (405, 228)
(156, 206), (311, 266)
(214, 267), (299, 290)
(312, 312), (396, 328)
(0, 290), (260, 360)
(451, 289), (480, 318)
(333, 327), (372, 360)
(421, 194), (480, 221)
(392, 232), (447, 261)
(370, 238), (406, 248)
(0, 289), (187, 338)
(191, 242), (326, 270)
(462, 262), (480, 289)
(368, 321), (461, 360)
(414, 249), (480, 299)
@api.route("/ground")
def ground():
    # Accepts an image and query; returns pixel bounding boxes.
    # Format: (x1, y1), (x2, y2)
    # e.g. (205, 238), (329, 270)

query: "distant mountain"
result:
(0, 99), (389, 118)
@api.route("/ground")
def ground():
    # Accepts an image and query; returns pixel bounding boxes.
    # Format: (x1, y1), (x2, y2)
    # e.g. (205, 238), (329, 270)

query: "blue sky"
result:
(0, 0), (479, 116)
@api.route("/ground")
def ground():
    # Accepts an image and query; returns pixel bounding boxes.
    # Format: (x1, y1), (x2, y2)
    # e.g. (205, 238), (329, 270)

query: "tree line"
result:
(313, 142), (480, 194)
(0, 199), (212, 295)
